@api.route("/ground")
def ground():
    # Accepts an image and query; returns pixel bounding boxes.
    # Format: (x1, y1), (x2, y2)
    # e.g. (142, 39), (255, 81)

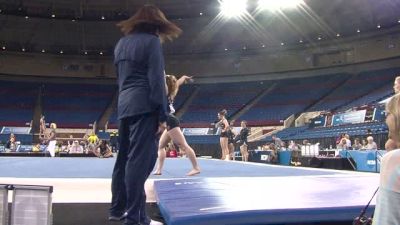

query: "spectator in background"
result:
(361, 139), (368, 150)
(288, 140), (299, 151)
(372, 92), (400, 224)
(344, 134), (351, 148)
(6, 133), (16, 151)
(87, 131), (99, 145)
(69, 140), (84, 154)
(39, 115), (46, 138)
(272, 135), (284, 150)
(365, 136), (378, 150)
(352, 138), (363, 150)
(87, 131), (99, 155)
(67, 135), (74, 148)
(336, 138), (348, 150)
(288, 140), (301, 166)
(336, 133), (345, 145)
(97, 140), (113, 158)
(302, 139), (310, 146)
(44, 123), (57, 157)
(269, 143), (278, 163)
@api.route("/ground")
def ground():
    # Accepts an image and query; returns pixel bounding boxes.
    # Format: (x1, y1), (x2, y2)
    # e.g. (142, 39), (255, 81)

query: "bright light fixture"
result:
(258, 0), (303, 11)
(219, 0), (247, 18)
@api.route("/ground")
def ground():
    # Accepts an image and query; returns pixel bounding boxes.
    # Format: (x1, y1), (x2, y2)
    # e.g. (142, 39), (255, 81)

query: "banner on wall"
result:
(331, 110), (366, 126)
(372, 107), (386, 122)
(310, 116), (326, 128)
(1, 127), (31, 134)
(182, 128), (209, 136)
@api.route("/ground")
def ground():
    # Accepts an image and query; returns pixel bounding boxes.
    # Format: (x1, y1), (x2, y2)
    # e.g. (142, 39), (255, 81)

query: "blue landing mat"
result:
(154, 176), (379, 225)
(0, 157), (347, 178)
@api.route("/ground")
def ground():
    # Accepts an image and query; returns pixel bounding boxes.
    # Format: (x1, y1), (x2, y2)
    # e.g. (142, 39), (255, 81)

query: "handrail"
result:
(344, 150), (357, 171)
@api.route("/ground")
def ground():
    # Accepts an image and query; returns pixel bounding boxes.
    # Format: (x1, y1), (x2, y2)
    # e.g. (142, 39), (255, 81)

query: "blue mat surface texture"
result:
(154, 176), (379, 225)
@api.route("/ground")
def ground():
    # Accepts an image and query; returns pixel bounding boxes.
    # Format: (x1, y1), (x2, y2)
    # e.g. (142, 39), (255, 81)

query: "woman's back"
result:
(114, 32), (166, 120)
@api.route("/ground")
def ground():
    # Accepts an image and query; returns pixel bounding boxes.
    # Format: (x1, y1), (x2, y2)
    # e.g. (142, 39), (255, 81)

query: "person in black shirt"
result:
(216, 109), (230, 160)
(237, 121), (250, 161)
(227, 122), (236, 160)
(153, 75), (200, 176)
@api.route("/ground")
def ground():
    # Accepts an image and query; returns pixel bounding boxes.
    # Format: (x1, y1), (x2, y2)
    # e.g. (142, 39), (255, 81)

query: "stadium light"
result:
(219, 0), (248, 18)
(258, 0), (303, 11)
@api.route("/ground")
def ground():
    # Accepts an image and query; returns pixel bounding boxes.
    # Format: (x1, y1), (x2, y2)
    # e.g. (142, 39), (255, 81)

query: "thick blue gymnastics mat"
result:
(154, 175), (378, 225)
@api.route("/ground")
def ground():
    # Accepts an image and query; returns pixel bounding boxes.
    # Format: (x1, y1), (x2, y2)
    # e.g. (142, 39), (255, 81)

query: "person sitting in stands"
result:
(96, 140), (113, 158)
(69, 140), (84, 154)
(365, 136), (378, 150)
(336, 138), (348, 150)
(6, 133), (17, 151)
(361, 139), (368, 150)
(372, 92), (400, 224)
(352, 138), (363, 150)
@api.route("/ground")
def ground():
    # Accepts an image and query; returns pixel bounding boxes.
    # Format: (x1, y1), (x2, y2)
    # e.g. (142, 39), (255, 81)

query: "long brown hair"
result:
(117, 4), (182, 42)
(166, 75), (178, 100)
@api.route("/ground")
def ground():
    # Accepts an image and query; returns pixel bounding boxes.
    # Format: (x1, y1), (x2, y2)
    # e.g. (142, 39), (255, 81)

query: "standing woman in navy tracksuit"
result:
(109, 5), (181, 225)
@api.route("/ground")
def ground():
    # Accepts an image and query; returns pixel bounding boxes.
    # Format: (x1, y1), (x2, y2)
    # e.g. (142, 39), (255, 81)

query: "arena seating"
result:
(336, 82), (393, 111)
(180, 81), (268, 127)
(0, 81), (38, 126)
(308, 68), (400, 112)
(42, 83), (116, 128)
(238, 73), (348, 126)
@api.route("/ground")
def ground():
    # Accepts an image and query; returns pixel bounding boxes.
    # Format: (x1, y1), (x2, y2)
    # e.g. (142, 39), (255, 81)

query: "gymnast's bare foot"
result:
(152, 170), (162, 175)
(186, 168), (200, 176)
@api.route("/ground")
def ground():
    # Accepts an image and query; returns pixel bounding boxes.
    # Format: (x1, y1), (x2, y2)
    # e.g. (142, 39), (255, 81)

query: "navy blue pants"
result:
(110, 113), (158, 225)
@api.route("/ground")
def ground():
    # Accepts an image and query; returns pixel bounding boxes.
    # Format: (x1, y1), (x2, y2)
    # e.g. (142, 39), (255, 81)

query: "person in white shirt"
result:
(365, 136), (378, 150)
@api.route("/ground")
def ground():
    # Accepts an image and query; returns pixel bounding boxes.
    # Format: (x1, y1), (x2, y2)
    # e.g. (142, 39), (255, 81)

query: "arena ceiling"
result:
(0, 0), (399, 56)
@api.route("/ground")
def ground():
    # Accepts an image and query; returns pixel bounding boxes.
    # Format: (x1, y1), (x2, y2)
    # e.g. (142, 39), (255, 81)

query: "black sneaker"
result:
(108, 212), (127, 221)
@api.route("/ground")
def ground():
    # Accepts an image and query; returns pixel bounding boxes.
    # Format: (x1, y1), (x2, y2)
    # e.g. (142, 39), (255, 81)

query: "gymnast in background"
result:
(153, 75), (200, 176)
(216, 109), (230, 160)
(236, 120), (250, 162)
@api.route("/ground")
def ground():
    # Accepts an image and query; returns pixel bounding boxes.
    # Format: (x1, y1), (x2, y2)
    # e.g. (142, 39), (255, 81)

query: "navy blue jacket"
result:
(114, 32), (168, 123)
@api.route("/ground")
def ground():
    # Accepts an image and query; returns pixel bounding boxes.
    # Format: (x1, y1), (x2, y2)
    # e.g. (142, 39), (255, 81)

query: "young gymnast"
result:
(153, 75), (200, 176)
